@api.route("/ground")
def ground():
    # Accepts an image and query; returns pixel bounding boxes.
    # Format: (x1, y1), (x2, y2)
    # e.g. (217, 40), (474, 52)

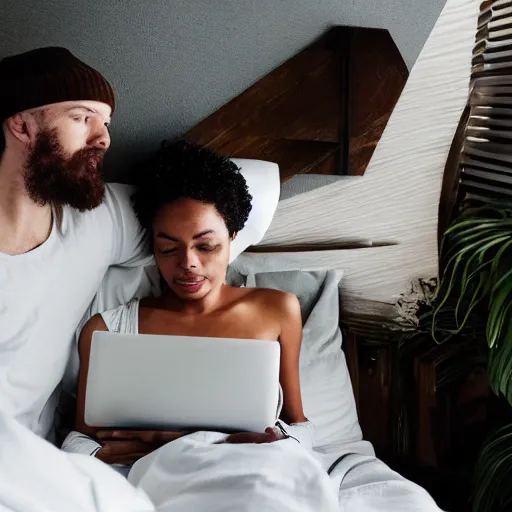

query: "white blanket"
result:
(0, 410), (154, 512)
(328, 452), (443, 511)
(0, 409), (441, 512)
(128, 432), (339, 512)
(128, 436), (442, 512)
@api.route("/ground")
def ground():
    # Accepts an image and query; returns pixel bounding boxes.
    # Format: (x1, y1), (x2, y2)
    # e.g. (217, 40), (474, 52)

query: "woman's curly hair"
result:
(132, 140), (252, 240)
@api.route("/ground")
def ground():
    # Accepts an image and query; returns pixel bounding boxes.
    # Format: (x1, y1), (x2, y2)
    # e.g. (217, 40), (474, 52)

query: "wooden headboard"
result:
(185, 26), (408, 182)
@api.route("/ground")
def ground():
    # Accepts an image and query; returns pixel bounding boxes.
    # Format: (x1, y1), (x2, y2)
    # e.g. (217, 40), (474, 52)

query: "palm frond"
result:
(430, 207), (512, 405)
(473, 424), (512, 512)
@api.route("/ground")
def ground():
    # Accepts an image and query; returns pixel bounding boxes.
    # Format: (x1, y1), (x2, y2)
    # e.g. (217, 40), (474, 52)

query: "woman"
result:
(63, 140), (313, 467)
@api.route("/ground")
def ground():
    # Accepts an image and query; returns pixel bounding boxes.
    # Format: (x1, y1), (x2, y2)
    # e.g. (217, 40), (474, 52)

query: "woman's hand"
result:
(95, 439), (162, 465)
(223, 427), (286, 444)
(95, 427), (285, 462)
(95, 430), (189, 465)
(97, 429), (189, 444)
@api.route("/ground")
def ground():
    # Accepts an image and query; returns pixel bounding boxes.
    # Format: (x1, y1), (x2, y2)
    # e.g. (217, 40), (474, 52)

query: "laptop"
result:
(84, 331), (281, 434)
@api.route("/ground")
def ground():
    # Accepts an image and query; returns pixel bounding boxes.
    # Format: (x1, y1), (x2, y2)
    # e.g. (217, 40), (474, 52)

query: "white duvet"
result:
(0, 411), (441, 512)
(128, 434), (441, 512)
(128, 432), (339, 512)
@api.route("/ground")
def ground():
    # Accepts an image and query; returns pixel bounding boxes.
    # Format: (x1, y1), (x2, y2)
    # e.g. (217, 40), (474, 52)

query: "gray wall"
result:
(1, 0), (446, 180)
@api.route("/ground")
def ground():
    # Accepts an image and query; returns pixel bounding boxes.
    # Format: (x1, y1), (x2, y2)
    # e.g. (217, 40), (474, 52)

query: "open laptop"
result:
(84, 331), (281, 433)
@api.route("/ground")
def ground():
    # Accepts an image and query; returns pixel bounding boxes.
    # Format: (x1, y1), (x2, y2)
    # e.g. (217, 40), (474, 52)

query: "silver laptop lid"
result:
(85, 331), (281, 433)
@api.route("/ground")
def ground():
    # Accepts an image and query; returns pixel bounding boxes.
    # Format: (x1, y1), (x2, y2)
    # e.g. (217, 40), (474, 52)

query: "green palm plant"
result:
(473, 423), (512, 512)
(422, 205), (512, 512)
(426, 206), (512, 404)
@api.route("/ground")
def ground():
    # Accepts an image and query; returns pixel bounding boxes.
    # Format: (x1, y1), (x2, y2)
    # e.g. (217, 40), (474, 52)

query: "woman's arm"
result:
(62, 315), (109, 456)
(75, 314), (109, 437)
(72, 315), (189, 464)
(277, 292), (307, 425)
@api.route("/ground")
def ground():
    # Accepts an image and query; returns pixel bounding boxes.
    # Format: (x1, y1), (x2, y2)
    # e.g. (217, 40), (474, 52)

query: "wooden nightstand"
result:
(344, 330), (489, 511)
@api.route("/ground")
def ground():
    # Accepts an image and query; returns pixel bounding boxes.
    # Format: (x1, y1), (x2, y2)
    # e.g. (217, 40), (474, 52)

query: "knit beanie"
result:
(0, 47), (115, 122)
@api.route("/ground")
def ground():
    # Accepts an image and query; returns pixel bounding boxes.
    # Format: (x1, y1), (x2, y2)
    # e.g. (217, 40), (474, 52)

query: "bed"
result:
(62, 258), (440, 511)
(0, 2), (480, 511)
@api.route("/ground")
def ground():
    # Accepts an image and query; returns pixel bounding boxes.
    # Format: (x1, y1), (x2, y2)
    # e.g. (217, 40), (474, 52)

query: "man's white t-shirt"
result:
(0, 183), (150, 439)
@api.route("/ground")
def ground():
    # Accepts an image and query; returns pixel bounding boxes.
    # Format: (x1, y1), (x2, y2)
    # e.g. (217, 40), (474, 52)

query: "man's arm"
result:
(103, 183), (153, 267)
(81, 183), (160, 316)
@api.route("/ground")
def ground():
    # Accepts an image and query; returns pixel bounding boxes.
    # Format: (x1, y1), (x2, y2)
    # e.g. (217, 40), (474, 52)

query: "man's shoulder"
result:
(74, 183), (135, 222)
(103, 183), (136, 210)
(60, 182), (148, 266)
(60, 183), (136, 241)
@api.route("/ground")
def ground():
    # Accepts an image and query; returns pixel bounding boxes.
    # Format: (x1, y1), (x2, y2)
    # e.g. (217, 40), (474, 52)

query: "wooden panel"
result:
(186, 29), (341, 146)
(348, 332), (490, 467)
(206, 137), (339, 182)
(349, 29), (409, 175)
(437, 106), (469, 251)
(413, 342), (489, 468)
(357, 343), (392, 456)
(185, 26), (408, 182)
(345, 330), (393, 457)
(344, 330), (360, 416)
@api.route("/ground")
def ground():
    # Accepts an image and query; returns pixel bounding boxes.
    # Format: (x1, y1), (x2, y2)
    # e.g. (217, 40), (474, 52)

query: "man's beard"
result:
(24, 128), (106, 211)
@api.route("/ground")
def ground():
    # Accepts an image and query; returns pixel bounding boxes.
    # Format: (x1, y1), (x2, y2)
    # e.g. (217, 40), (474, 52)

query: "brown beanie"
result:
(0, 47), (115, 122)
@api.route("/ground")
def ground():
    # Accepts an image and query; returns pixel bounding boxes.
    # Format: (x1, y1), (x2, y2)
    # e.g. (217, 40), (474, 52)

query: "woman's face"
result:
(152, 198), (232, 301)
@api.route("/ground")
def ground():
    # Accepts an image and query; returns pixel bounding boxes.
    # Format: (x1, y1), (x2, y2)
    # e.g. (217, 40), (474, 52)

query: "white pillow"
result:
(229, 159), (280, 261)
(235, 268), (362, 449)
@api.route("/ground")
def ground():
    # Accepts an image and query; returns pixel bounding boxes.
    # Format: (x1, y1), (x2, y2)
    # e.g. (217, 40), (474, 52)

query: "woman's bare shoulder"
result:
(242, 287), (300, 312)
(244, 289), (302, 338)
(78, 314), (108, 352)
(81, 314), (108, 335)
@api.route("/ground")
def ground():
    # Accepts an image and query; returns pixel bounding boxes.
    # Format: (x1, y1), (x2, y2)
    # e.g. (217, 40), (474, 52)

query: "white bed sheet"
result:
(127, 435), (442, 512)
(128, 432), (340, 512)
(0, 407), (441, 512)
(317, 444), (442, 512)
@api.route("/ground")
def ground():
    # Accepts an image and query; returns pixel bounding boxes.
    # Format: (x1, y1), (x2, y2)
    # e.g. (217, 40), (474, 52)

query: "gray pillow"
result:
(225, 266), (246, 287)
(241, 269), (362, 448)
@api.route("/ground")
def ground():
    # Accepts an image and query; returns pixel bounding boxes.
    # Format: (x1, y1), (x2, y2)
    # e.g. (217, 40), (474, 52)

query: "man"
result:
(0, 46), (278, 511)
(0, 47), (274, 443)
(0, 46), (154, 511)
(0, 47), (150, 441)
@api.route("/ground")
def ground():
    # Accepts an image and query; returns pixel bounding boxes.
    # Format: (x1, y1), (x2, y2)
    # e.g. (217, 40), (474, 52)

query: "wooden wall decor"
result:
(439, 0), (512, 243)
(185, 26), (408, 182)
